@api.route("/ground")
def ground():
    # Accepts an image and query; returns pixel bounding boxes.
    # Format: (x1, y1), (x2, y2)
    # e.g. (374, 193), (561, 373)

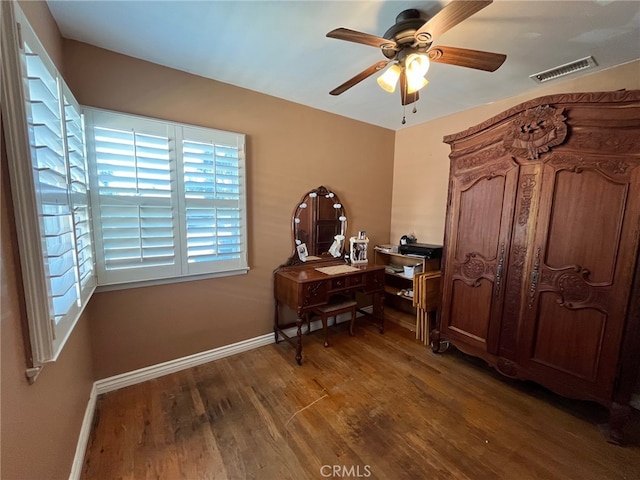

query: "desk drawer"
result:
(330, 273), (364, 291)
(301, 281), (328, 308)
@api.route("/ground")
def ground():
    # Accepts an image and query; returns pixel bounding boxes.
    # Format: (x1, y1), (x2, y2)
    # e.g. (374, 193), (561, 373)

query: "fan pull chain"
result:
(401, 78), (407, 124)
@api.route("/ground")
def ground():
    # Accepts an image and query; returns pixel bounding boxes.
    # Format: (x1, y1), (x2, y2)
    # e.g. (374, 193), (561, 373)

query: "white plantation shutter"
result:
(25, 46), (80, 320)
(86, 112), (179, 284)
(1, 2), (95, 366)
(86, 109), (248, 285)
(181, 126), (246, 275)
(65, 89), (94, 293)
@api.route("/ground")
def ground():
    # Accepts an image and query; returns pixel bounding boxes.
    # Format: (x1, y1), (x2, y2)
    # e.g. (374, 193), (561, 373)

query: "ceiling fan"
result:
(326, 0), (507, 107)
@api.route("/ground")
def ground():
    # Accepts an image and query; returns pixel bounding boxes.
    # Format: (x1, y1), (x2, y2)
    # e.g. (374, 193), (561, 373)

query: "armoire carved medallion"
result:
(434, 90), (640, 444)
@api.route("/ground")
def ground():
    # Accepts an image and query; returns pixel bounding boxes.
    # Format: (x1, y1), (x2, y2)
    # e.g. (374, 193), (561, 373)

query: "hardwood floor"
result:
(82, 321), (640, 480)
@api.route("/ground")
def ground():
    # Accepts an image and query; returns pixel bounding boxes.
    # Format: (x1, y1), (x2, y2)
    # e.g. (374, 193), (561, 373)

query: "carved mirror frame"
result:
(284, 186), (347, 267)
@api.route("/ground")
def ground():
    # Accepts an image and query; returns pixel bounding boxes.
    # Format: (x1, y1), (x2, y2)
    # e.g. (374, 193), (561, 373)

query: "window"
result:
(1, 2), (95, 367)
(1, 2), (248, 372)
(84, 108), (248, 286)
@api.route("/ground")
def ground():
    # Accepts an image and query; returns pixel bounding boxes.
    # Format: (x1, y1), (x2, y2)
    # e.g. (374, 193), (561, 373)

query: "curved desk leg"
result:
(295, 316), (304, 365)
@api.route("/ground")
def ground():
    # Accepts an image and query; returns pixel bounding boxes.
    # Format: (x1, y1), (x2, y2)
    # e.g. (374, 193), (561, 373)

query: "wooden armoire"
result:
(433, 90), (640, 443)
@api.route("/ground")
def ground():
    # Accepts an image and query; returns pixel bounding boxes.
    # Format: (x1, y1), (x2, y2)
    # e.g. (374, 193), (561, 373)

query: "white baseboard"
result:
(70, 312), (363, 479)
(70, 331), (275, 480)
(94, 333), (275, 394)
(69, 383), (97, 480)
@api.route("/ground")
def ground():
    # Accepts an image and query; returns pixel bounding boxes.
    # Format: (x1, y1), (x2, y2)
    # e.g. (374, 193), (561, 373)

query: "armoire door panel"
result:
(455, 176), (506, 260)
(545, 169), (627, 283)
(520, 155), (640, 397)
(448, 278), (492, 343)
(531, 292), (605, 381)
(440, 157), (519, 353)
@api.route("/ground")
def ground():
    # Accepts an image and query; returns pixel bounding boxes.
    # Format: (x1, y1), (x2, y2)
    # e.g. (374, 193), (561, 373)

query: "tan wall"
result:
(1, 3), (95, 479)
(392, 60), (640, 245)
(18, 0), (65, 73)
(61, 40), (395, 379)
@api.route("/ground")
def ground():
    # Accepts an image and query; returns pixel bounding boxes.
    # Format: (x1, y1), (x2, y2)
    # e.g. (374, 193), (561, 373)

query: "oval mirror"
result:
(290, 186), (347, 263)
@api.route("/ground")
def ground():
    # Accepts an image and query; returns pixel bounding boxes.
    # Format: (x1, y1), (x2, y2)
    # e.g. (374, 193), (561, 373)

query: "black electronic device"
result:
(398, 243), (443, 259)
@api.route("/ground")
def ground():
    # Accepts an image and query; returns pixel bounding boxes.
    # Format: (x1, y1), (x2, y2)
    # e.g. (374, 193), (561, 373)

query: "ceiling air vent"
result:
(529, 56), (597, 84)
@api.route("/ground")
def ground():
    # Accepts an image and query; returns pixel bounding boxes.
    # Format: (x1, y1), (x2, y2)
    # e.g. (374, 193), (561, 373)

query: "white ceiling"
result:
(46, 0), (640, 130)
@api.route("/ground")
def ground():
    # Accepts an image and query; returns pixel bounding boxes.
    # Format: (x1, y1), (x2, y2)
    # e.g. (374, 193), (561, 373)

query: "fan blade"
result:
(399, 71), (419, 106)
(428, 46), (506, 72)
(414, 0), (493, 43)
(327, 28), (398, 50)
(329, 61), (390, 96)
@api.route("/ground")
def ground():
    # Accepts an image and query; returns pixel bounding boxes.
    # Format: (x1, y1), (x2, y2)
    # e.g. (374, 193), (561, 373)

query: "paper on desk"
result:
(315, 265), (360, 275)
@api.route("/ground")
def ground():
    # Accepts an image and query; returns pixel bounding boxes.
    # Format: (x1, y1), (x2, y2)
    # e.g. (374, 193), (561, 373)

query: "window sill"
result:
(95, 268), (250, 293)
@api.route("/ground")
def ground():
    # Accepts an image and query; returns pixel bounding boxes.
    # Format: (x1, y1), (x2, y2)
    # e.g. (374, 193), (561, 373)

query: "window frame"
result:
(0, 1), (250, 378)
(1, 1), (96, 371)
(84, 107), (249, 288)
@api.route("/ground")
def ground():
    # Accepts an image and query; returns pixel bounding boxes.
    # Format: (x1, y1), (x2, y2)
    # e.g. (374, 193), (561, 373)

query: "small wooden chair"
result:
(310, 296), (358, 347)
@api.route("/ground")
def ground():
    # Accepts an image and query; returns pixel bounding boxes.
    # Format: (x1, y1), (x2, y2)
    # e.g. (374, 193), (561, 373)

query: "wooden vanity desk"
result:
(274, 259), (385, 364)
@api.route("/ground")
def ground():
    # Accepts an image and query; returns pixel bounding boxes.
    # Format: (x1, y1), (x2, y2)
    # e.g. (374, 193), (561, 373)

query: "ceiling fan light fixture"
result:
(377, 63), (402, 93)
(404, 52), (430, 94)
(327, 2), (506, 113)
(407, 75), (428, 94)
(405, 53), (430, 77)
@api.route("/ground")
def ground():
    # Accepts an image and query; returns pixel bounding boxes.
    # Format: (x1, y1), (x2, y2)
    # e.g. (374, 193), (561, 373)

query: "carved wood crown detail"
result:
(504, 105), (568, 160)
(549, 153), (636, 181)
(459, 159), (513, 186)
(453, 144), (507, 171)
(570, 131), (640, 155)
(443, 90), (640, 144)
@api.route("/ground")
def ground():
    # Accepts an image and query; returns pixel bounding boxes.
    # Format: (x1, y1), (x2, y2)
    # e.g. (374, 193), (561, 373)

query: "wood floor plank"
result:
(82, 322), (640, 480)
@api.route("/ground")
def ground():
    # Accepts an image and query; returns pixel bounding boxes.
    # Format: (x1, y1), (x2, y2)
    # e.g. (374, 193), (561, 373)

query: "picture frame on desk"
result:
(297, 243), (309, 262)
(349, 236), (369, 265)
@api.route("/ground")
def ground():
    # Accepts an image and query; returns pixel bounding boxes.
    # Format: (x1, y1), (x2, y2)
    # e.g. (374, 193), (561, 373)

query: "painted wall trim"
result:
(69, 332), (272, 480)
(94, 333), (275, 395)
(69, 383), (98, 480)
(69, 312), (358, 479)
